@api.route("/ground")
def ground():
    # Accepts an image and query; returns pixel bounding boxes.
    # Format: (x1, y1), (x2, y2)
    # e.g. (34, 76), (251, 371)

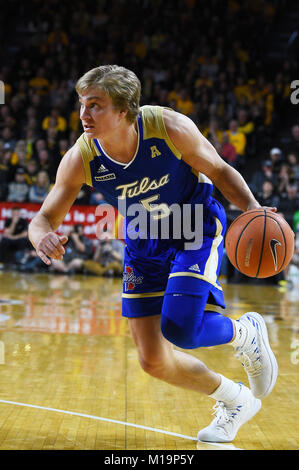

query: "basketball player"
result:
(28, 65), (278, 443)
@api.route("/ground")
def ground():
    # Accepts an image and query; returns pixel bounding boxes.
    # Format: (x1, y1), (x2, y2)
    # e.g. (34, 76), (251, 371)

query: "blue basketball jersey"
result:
(77, 105), (214, 253)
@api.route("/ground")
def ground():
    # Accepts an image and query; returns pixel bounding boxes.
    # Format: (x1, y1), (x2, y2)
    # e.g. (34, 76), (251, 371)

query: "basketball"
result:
(225, 209), (295, 278)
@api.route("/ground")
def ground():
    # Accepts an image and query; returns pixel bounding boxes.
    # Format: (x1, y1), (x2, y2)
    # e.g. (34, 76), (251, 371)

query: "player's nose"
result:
(80, 105), (91, 120)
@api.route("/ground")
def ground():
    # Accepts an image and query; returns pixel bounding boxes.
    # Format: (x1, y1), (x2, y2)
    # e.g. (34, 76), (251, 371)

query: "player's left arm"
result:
(163, 109), (276, 213)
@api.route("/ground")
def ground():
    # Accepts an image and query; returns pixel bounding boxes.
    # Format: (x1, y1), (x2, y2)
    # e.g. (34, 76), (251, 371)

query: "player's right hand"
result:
(36, 233), (68, 265)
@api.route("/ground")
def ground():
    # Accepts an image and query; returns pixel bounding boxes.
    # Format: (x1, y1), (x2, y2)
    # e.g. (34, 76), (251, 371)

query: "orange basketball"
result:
(225, 209), (295, 278)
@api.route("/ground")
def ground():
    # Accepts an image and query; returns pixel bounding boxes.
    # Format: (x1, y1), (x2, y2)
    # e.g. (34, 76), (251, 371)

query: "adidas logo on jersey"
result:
(189, 264), (201, 273)
(97, 164), (109, 173)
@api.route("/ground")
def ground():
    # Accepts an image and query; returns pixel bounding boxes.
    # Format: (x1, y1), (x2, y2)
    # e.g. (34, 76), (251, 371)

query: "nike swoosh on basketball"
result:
(269, 239), (281, 271)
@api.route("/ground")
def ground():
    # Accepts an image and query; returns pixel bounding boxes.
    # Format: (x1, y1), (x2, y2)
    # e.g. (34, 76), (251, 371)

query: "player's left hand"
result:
(261, 206), (277, 213)
(246, 201), (277, 213)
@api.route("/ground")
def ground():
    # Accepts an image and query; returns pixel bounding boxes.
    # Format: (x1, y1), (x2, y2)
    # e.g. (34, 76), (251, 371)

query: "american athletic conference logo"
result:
(123, 265), (143, 291)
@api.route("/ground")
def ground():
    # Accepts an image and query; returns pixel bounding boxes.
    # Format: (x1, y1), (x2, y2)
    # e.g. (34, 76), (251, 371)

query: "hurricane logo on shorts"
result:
(123, 265), (144, 291)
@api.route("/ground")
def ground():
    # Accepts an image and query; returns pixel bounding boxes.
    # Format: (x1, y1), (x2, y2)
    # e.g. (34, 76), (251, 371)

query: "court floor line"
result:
(0, 398), (243, 450)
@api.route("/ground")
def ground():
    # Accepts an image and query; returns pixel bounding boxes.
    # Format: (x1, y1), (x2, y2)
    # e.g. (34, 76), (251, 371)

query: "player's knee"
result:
(161, 315), (200, 349)
(137, 351), (168, 378)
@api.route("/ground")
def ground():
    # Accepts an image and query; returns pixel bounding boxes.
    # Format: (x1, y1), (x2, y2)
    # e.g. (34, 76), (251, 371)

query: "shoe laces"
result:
(234, 338), (262, 377)
(212, 401), (243, 425)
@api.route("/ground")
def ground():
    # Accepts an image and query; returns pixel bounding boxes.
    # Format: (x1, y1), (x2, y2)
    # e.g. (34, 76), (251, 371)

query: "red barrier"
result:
(0, 202), (124, 241)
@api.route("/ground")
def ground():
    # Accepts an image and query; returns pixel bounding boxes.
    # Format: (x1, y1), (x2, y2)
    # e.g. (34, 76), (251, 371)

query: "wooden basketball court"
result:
(0, 271), (298, 450)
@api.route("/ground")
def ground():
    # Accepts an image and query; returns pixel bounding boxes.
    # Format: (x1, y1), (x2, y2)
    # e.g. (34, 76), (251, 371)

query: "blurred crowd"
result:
(0, 0), (298, 280)
(0, 206), (124, 276)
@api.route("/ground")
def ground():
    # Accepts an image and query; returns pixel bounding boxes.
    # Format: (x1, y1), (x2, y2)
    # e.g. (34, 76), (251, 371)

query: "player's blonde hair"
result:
(76, 65), (141, 123)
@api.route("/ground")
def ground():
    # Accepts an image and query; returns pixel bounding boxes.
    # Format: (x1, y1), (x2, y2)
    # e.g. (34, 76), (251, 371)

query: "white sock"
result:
(230, 319), (249, 348)
(209, 374), (242, 404)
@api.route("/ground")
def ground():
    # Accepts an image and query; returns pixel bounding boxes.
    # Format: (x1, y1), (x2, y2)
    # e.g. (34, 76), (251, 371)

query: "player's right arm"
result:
(28, 144), (86, 265)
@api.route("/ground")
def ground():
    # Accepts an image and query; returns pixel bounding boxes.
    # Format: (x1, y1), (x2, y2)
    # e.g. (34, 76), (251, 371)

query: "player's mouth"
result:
(83, 124), (95, 131)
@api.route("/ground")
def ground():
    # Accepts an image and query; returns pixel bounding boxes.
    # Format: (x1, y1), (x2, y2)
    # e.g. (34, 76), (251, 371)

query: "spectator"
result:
(28, 67), (51, 96)
(58, 139), (69, 159)
(28, 170), (50, 204)
(50, 80), (72, 109)
(217, 131), (237, 167)
(10, 140), (30, 166)
(269, 147), (283, 174)
(285, 124), (299, 155)
(33, 139), (47, 159)
(29, 94), (46, 124)
(42, 108), (67, 134)
(1, 127), (16, 151)
(50, 224), (93, 274)
(257, 180), (280, 208)
(69, 105), (81, 133)
(17, 249), (46, 273)
(176, 89), (194, 117)
(36, 149), (55, 182)
(249, 160), (276, 196)
(7, 167), (29, 202)
(277, 163), (291, 196)
(0, 105), (13, 132)
(45, 127), (59, 156)
(237, 108), (255, 154)
(83, 231), (124, 277)
(0, 148), (13, 200)
(10, 149), (28, 172)
(237, 108), (254, 136)
(250, 101), (266, 147)
(24, 129), (35, 159)
(0, 207), (30, 265)
(226, 119), (246, 162)
(233, 76), (250, 104)
(278, 184), (299, 227)
(203, 119), (223, 148)
(168, 82), (183, 107)
(285, 152), (299, 182)
(24, 158), (39, 185)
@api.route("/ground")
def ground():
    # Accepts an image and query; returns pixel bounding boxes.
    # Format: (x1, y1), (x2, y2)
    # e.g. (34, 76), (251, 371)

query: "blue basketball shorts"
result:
(122, 198), (227, 318)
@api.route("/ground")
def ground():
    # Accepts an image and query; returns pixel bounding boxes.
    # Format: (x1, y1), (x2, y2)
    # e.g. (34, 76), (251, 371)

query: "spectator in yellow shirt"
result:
(176, 89), (194, 116)
(42, 108), (67, 133)
(167, 82), (182, 107)
(195, 72), (213, 90)
(10, 140), (31, 166)
(29, 67), (51, 96)
(237, 109), (254, 135)
(69, 104), (80, 132)
(227, 119), (247, 156)
(234, 76), (250, 103)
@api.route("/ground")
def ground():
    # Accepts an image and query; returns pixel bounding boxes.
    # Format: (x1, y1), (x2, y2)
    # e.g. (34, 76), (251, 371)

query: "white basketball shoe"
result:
(197, 383), (261, 443)
(233, 312), (278, 399)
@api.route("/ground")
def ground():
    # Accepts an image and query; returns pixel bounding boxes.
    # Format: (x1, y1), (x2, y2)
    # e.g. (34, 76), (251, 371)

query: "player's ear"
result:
(119, 108), (128, 120)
